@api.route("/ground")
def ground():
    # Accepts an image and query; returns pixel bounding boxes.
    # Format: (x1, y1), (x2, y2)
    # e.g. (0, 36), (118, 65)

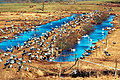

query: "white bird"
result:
(106, 27), (111, 30)
(90, 39), (92, 41)
(0, 58), (3, 62)
(112, 28), (116, 31)
(18, 58), (23, 61)
(102, 28), (104, 30)
(21, 46), (24, 49)
(25, 67), (28, 71)
(17, 62), (21, 65)
(36, 51), (39, 54)
(10, 60), (15, 64)
(71, 49), (76, 52)
(3, 53), (9, 56)
(28, 60), (32, 63)
(22, 61), (26, 63)
(78, 38), (81, 41)
(82, 34), (88, 38)
(10, 56), (13, 60)
(0, 29), (6, 33)
(104, 48), (108, 51)
(6, 27), (8, 30)
(78, 41), (80, 44)
(8, 65), (13, 68)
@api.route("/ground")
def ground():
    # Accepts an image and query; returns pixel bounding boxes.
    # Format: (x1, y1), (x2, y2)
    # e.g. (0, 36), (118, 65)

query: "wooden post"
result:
(106, 38), (107, 47)
(75, 54), (77, 61)
(20, 65), (22, 80)
(98, 46), (100, 57)
(20, 62), (23, 80)
(61, 41), (62, 49)
(96, 47), (97, 57)
(42, 0), (45, 11)
(59, 64), (61, 77)
(74, 0), (76, 4)
(0, 62), (2, 79)
(102, 44), (103, 51)
(115, 58), (117, 76)
(77, 58), (79, 69)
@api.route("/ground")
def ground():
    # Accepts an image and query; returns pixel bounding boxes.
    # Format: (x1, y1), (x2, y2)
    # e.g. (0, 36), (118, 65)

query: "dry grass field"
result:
(0, 0), (119, 12)
(0, 0), (120, 80)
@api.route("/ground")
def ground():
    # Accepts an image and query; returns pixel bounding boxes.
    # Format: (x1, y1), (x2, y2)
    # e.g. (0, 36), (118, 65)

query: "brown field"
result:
(0, 1), (120, 80)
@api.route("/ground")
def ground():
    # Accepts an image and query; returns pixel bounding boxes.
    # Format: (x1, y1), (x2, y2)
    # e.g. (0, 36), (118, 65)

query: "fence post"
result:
(102, 44), (103, 52)
(42, 0), (45, 11)
(96, 47), (97, 57)
(106, 38), (107, 47)
(115, 58), (117, 76)
(77, 58), (79, 69)
(74, 0), (76, 4)
(98, 46), (100, 57)
(19, 64), (22, 80)
(75, 54), (77, 61)
(59, 64), (61, 77)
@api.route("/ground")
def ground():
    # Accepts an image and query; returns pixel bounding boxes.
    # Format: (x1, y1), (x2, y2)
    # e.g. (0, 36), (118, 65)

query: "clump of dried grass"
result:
(93, 12), (110, 24)
(56, 24), (95, 50)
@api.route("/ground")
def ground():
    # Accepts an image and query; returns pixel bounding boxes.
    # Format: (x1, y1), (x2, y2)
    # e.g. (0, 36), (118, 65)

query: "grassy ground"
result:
(0, 0), (119, 13)
(0, 1), (120, 80)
